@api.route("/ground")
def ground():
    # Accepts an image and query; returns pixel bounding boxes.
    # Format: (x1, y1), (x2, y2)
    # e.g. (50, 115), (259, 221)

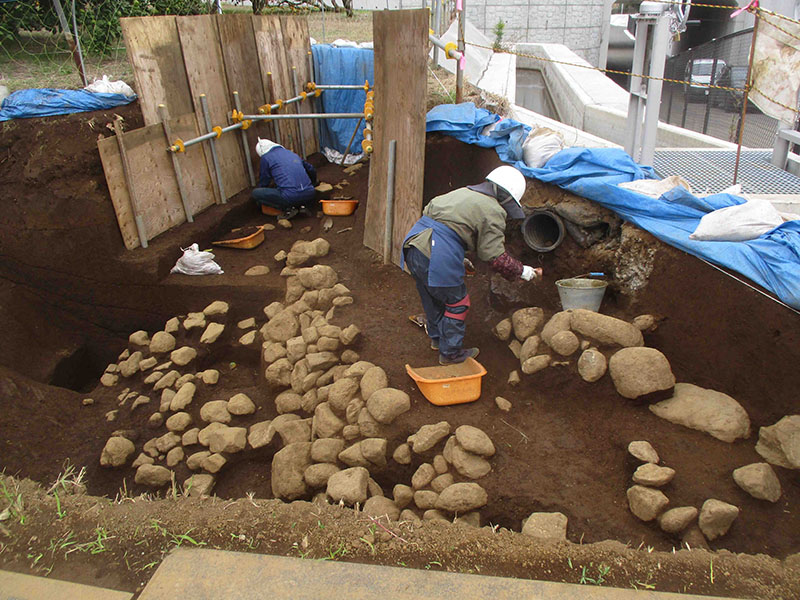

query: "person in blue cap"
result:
(251, 138), (317, 219)
(403, 165), (542, 365)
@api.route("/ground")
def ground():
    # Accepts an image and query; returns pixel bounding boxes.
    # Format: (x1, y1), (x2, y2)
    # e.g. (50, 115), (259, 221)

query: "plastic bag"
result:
(522, 127), (565, 169)
(84, 75), (135, 98)
(170, 244), (224, 275)
(689, 199), (785, 242)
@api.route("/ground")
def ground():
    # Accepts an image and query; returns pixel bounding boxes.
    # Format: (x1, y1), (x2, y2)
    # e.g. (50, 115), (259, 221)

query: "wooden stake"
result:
(113, 118), (148, 248)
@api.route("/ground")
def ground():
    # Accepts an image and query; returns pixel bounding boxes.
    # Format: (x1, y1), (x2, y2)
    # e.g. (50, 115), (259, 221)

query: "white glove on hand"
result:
(521, 266), (542, 281)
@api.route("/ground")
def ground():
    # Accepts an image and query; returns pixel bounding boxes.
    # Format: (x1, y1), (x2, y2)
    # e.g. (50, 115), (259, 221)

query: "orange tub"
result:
(321, 199), (358, 216)
(405, 357), (487, 406)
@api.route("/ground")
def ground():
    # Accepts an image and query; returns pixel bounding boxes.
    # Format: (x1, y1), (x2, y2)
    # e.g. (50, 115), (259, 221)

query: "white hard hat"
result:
(255, 137), (282, 157)
(485, 165), (526, 202)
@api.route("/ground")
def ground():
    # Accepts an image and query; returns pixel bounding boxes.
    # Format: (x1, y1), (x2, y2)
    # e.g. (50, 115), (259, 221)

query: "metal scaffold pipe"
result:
(292, 67), (307, 158)
(199, 94), (226, 203)
(241, 113), (365, 121)
(428, 33), (462, 60)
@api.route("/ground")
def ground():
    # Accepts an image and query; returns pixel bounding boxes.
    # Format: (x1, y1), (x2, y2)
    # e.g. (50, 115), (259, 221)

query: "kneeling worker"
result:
(402, 165), (542, 365)
(251, 138), (317, 219)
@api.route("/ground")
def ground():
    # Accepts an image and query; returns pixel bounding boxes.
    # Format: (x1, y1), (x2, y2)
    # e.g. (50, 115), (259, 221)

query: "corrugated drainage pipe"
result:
(522, 209), (565, 252)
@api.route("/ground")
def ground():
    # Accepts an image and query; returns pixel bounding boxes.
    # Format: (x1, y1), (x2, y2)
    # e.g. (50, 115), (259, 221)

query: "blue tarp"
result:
(310, 44), (373, 154)
(0, 88), (136, 122)
(426, 103), (800, 310)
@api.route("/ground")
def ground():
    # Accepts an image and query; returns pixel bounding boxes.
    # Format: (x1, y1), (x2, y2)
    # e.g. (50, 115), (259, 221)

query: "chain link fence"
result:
(660, 27), (780, 149)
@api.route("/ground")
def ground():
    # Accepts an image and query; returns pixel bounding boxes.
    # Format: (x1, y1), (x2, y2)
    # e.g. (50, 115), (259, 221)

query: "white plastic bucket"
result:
(556, 278), (608, 312)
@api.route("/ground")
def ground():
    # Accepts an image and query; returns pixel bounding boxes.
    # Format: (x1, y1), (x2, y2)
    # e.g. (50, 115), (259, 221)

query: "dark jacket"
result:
(258, 147), (317, 203)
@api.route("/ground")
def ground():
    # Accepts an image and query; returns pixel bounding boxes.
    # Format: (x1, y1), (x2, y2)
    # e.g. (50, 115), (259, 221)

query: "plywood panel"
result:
(363, 10), (428, 266)
(121, 16), (194, 126)
(281, 16), (318, 156)
(252, 15), (302, 156)
(167, 113), (217, 216)
(217, 13), (269, 178)
(177, 14), (247, 200)
(98, 136), (138, 250)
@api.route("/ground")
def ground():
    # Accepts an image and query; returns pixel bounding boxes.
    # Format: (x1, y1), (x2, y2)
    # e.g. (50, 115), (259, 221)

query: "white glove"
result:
(521, 266), (542, 281)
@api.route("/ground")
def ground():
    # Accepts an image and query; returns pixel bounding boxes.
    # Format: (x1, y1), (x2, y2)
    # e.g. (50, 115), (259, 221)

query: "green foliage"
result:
(492, 19), (505, 52)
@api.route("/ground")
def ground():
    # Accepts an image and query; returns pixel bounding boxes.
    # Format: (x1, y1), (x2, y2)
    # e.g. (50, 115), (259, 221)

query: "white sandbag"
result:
(84, 75), (135, 98)
(170, 244), (224, 275)
(522, 127), (565, 169)
(619, 175), (692, 197)
(689, 198), (785, 242)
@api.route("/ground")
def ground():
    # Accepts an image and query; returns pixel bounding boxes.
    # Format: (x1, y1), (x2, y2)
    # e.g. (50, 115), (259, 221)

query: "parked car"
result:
(684, 58), (727, 101)
(710, 65), (750, 112)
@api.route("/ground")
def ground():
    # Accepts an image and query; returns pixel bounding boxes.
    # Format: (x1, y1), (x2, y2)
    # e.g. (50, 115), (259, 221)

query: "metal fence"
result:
(660, 28), (779, 149)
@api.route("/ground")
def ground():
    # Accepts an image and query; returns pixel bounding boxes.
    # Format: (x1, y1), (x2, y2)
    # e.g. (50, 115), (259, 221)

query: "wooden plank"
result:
(167, 113), (217, 216)
(281, 15), (318, 156)
(217, 13), (269, 178)
(363, 10), (428, 266)
(121, 16), (193, 126)
(252, 15), (302, 156)
(177, 14), (247, 200)
(98, 136), (139, 250)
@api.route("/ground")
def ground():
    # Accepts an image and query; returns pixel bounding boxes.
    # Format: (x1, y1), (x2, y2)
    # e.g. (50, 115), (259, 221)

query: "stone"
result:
(143, 371), (163, 386)
(455, 512), (481, 528)
(199, 322), (225, 344)
(433, 455), (448, 474)
(131, 395), (151, 411)
(202, 453), (227, 473)
(239, 331), (257, 346)
(360, 366), (388, 401)
(100, 436), (135, 467)
(238, 318), (257, 331)
(521, 354), (550, 374)
(451, 442), (491, 479)
(132, 453), (154, 468)
(206, 426), (247, 454)
(423, 509), (448, 522)
(297, 265), (338, 289)
(393, 484), (413, 509)
(521, 512), (568, 541)
(363, 496), (400, 521)
(609, 347), (676, 400)
(454, 425), (495, 457)
(411, 463), (436, 490)
(755, 415), (800, 469)
(82, 398), (94, 406)
(507, 371), (520, 386)
(577, 348), (607, 382)
(200, 400), (231, 424)
(518, 336), (540, 364)
(164, 317), (180, 333)
(154, 370), (180, 391)
(360, 438), (387, 467)
(340, 324), (360, 346)
(247, 421), (274, 450)
(175, 374), (195, 388)
(313, 402), (345, 438)
(511, 307), (544, 341)
(143, 438), (159, 457)
(633, 463), (675, 487)
(346, 398), (365, 425)
(276, 419), (312, 445)
(413, 490), (439, 510)
(540, 311), (572, 345)
(129, 330), (150, 346)
(493, 318), (512, 341)
(627, 485), (669, 521)
(139, 357), (157, 371)
(198, 422), (227, 447)
(203, 300), (229, 317)
(628, 441), (660, 464)
(166, 447), (184, 467)
(271, 442), (312, 500)
(508, 339), (522, 359)
(327, 377), (360, 414)
(431, 473), (454, 493)
(342, 425), (360, 440)
(228, 393), (256, 415)
(409, 421), (451, 453)
(495, 396), (512, 412)
(732, 463), (782, 502)
(276, 391), (303, 414)
(698, 499), (739, 540)
(341, 350), (359, 364)
(185, 474), (215, 497)
(105, 409), (118, 422)
(100, 373), (119, 387)
(570, 309), (644, 347)
(682, 526), (710, 550)
(393, 443), (412, 464)
(339, 443), (370, 468)
(306, 351), (339, 371)
(245, 265), (270, 276)
(166, 412), (192, 432)
(549, 330), (580, 356)
(304, 463), (340, 488)
(265, 358), (293, 387)
(155, 432), (181, 454)
(650, 383), (750, 442)
(366, 388), (410, 424)
(135, 464), (172, 487)
(183, 312), (206, 331)
(286, 336), (307, 363)
(150, 331), (176, 354)
(324, 468), (370, 508)
(633, 314), (656, 331)
(182, 428), (199, 446)
(658, 506), (698, 534)
(263, 309), (300, 343)
(344, 360), (376, 379)
(436, 482), (487, 513)
(311, 438), (345, 463)
(119, 351), (143, 377)
(170, 346), (197, 367)
(170, 382), (196, 411)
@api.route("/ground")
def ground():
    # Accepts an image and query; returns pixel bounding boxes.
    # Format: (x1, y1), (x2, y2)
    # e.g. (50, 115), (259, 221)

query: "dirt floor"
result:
(1, 104), (799, 599)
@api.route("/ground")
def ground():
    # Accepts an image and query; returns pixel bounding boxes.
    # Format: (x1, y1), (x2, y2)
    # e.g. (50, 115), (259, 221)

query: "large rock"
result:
(511, 307), (544, 341)
(311, 438), (345, 463)
(609, 347), (676, 399)
(649, 383), (750, 443)
(450, 441), (491, 479)
(200, 400), (232, 424)
(627, 485), (669, 521)
(409, 421), (451, 453)
(271, 442), (312, 500)
(327, 466), (369, 505)
(435, 482), (488, 513)
(135, 464), (172, 487)
(304, 463), (340, 488)
(521, 512), (568, 541)
(306, 352), (339, 371)
(200, 322), (225, 344)
(493, 318), (512, 341)
(698, 499), (739, 540)
(338, 442), (370, 468)
(228, 393), (256, 415)
(119, 351), (143, 378)
(363, 496), (400, 520)
(577, 348), (607, 382)
(628, 440), (659, 464)
(297, 265), (338, 289)
(276, 419), (312, 445)
(275, 391), (303, 414)
(521, 355), (550, 375)
(518, 336), (539, 364)
(360, 366), (388, 402)
(549, 330), (580, 356)
(632, 463), (675, 487)
(265, 358), (293, 387)
(150, 331), (176, 354)
(360, 438), (388, 467)
(755, 415), (800, 469)
(658, 506), (698, 534)
(205, 425), (247, 454)
(203, 300), (229, 317)
(454, 425), (495, 457)
(313, 402), (345, 438)
(100, 436), (135, 467)
(170, 346), (197, 367)
(129, 330), (150, 346)
(263, 310), (300, 343)
(165, 412), (192, 432)
(732, 463), (782, 502)
(540, 311), (572, 345)
(185, 474), (215, 497)
(155, 432), (181, 453)
(411, 463), (436, 490)
(327, 377), (360, 414)
(570, 309), (644, 347)
(366, 388), (410, 424)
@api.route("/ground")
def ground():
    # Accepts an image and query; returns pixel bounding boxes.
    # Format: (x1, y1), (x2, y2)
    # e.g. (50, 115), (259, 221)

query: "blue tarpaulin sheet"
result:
(0, 88), (136, 122)
(311, 44), (373, 154)
(426, 103), (800, 310)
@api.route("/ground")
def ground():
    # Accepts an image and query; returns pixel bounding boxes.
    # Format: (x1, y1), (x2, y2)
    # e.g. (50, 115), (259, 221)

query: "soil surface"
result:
(1, 105), (799, 599)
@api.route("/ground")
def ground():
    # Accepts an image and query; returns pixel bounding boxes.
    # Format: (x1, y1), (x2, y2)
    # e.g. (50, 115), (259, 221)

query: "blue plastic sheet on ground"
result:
(0, 88), (136, 122)
(311, 45), (373, 154)
(426, 102), (800, 310)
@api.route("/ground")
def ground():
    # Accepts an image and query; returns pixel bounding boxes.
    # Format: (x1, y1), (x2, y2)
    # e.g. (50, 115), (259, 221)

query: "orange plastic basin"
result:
(405, 357), (487, 406)
(321, 199), (358, 216)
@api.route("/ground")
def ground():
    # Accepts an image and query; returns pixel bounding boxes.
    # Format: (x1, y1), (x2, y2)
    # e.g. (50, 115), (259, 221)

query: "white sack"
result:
(170, 244), (224, 275)
(689, 198), (785, 242)
(522, 127), (565, 169)
(84, 75), (136, 98)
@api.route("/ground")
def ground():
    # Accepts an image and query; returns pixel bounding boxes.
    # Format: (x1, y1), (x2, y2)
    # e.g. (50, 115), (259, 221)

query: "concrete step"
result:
(0, 569), (133, 600)
(139, 548), (730, 600)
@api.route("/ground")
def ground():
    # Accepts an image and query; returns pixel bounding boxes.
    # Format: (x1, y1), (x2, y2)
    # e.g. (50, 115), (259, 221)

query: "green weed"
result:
(320, 542), (347, 561)
(0, 479), (26, 525)
(578, 563), (610, 586)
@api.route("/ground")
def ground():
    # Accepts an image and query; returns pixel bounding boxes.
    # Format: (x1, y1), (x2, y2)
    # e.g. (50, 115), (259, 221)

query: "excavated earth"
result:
(0, 103), (799, 598)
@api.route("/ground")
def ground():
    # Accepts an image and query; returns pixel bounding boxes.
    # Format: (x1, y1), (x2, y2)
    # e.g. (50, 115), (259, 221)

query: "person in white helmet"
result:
(402, 165), (542, 365)
(251, 137), (317, 219)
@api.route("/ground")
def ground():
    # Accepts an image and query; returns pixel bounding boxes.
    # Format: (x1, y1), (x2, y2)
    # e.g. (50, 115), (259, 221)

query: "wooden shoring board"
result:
(252, 15), (302, 156)
(121, 16), (193, 127)
(98, 119), (213, 250)
(177, 14), (247, 200)
(281, 16), (318, 157)
(363, 10), (428, 266)
(166, 113), (217, 216)
(216, 13), (269, 178)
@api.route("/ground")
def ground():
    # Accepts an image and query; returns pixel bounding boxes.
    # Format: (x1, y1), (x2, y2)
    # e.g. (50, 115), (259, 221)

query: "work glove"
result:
(521, 266), (542, 281)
